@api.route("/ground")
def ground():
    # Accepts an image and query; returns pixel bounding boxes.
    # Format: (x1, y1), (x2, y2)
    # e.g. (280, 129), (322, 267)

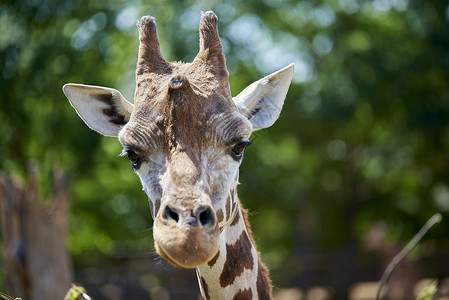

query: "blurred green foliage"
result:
(416, 280), (438, 300)
(1, 0), (449, 291)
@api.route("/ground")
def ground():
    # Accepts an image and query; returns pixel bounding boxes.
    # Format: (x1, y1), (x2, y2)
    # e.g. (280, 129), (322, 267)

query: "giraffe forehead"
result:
(124, 59), (252, 151)
(134, 61), (229, 104)
(120, 100), (252, 155)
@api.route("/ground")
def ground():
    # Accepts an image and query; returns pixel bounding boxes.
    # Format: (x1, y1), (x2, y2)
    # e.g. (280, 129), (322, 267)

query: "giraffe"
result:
(63, 11), (294, 299)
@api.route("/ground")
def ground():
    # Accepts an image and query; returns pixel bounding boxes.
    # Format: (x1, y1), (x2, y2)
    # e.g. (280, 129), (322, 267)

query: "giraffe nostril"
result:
(198, 206), (214, 227)
(163, 205), (179, 223)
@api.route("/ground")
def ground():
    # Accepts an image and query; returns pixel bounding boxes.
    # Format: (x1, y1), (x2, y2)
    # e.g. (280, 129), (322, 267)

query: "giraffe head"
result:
(63, 11), (294, 269)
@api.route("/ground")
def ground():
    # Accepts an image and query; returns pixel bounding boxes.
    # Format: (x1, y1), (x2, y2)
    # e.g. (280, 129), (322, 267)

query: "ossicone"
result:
(169, 75), (190, 91)
(194, 11), (228, 79)
(136, 15), (169, 74)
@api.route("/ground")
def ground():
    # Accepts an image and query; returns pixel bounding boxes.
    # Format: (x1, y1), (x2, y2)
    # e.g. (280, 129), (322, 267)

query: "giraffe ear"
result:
(233, 63), (295, 131)
(63, 83), (134, 137)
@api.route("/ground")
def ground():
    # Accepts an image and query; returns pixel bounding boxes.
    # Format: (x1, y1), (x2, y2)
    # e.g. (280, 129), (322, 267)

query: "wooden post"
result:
(0, 169), (72, 300)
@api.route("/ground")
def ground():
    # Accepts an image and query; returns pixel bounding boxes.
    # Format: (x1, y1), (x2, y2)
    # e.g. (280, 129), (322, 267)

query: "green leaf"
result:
(416, 280), (438, 300)
(64, 284), (92, 300)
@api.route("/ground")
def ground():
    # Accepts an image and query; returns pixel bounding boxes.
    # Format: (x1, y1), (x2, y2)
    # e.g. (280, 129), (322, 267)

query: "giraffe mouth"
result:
(155, 242), (185, 268)
(154, 239), (219, 269)
(153, 220), (220, 269)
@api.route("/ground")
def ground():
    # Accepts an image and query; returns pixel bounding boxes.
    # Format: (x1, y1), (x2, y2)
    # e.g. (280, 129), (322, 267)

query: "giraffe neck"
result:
(196, 200), (272, 299)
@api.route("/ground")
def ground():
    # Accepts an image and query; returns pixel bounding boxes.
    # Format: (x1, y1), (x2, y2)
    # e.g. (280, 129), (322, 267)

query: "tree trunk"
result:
(0, 169), (72, 300)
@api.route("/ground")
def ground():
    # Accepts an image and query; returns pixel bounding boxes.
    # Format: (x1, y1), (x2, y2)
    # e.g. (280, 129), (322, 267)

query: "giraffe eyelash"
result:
(230, 139), (252, 161)
(119, 149), (143, 169)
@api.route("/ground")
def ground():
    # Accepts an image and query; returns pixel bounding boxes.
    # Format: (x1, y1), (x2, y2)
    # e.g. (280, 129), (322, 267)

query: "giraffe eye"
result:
(127, 150), (138, 162)
(230, 140), (252, 161)
(127, 150), (142, 167)
(120, 149), (143, 169)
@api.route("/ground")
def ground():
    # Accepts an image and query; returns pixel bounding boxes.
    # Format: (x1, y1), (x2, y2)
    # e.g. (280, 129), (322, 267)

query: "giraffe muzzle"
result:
(162, 203), (215, 227)
(153, 202), (220, 268)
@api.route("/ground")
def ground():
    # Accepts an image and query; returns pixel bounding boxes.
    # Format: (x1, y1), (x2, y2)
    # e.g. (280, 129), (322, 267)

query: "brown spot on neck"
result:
(207, 250), (220, 267)
(230, 209), (240, 226)
(219, 231), (254, 288)
(200, 276), (210, 300)
(233, 288), (253, 300)
(241, 207), (273, 298)
(256, 263), (272, 299)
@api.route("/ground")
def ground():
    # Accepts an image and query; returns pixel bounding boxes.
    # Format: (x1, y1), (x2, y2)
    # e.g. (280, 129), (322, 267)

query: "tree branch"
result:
(376, 213), (442, 300)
